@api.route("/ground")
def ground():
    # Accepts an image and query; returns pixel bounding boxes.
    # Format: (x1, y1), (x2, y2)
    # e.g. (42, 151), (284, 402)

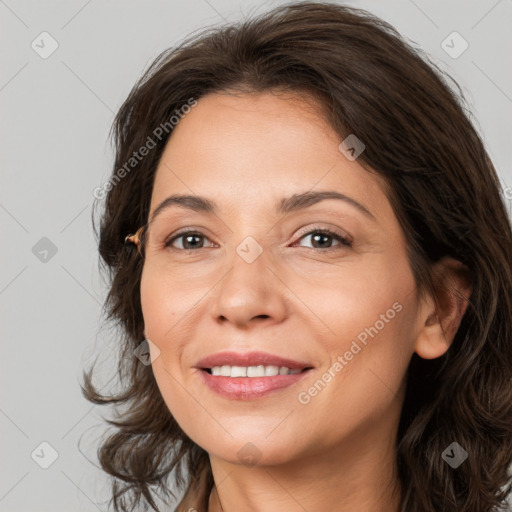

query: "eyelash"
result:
(164, 227), (352, 251)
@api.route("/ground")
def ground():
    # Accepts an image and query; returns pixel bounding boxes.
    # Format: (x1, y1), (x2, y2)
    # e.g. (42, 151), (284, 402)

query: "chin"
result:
(206, 440), (300, 468)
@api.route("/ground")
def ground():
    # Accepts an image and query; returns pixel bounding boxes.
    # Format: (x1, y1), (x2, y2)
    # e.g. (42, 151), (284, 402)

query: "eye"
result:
(292, 227), (352, 250)
(164, 230), (216, 250)
(164, 227), (352, 251)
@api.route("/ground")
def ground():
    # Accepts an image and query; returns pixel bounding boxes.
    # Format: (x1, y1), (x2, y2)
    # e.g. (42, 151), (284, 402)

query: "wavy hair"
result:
(82, 2), (512, 511)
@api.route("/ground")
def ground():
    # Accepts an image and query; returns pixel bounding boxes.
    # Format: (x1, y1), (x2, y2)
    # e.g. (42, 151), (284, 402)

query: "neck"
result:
(207, 418), (402, 512)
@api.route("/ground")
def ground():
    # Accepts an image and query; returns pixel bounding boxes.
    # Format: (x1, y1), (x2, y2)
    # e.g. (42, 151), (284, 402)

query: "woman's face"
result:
(140, 90), (425, 466)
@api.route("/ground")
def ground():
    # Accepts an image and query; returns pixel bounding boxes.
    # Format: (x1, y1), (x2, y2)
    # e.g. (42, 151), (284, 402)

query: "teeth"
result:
(231, 366), (247, 377)
(265, 365), (279, 376)
(247, 365), (265, 377)
(210, 365), (302, 377)
(219, 365), (231, 377)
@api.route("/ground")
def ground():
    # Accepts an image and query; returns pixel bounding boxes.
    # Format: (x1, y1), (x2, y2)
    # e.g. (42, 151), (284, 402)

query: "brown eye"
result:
(164, 230), (215, 250)
(293, 228), (352, 250)
(163, 227), (352, 251)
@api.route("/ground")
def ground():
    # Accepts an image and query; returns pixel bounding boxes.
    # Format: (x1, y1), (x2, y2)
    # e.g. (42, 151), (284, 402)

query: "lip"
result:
(199, 370), (312, 400)
(195, 350), (313, 371)
(194, 351), (314, 400)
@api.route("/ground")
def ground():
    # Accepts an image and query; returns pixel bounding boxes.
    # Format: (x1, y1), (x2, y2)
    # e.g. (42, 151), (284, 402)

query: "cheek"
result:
(140, 267), (199, 431)
(291, 252), (413, 341)
(303, 253), (418, 394)
(140, 262), (196, 339)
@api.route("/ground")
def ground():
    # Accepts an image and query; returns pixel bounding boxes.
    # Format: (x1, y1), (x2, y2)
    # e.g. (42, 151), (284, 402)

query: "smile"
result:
(195, 351), (314, 400)
(206, 365), (302, 377)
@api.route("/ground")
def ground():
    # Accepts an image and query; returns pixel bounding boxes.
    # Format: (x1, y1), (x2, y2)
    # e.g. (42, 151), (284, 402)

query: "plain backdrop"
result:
(1, 1), (511, 511)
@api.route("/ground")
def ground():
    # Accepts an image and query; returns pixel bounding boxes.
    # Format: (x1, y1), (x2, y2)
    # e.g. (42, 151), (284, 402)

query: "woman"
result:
(82, 2), (512, 511)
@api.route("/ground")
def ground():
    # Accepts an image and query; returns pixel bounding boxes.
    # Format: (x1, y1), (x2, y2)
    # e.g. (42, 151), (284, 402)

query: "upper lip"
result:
(195, 351), (314, 370)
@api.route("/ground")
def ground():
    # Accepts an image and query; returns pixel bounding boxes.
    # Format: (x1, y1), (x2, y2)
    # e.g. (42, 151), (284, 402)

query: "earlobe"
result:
(414, 256), (472, 360)
(414, 305), (450, 360)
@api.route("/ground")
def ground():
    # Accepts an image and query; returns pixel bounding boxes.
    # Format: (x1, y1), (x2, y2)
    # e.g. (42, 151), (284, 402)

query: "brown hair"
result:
(82, 2), (512, 511)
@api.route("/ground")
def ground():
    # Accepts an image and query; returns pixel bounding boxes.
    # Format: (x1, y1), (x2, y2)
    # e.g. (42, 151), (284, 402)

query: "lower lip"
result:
(199, 369), (312, 400)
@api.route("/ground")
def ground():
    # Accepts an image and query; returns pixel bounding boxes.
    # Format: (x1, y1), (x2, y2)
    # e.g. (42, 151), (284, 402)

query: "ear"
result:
(414, 256), (472, 360)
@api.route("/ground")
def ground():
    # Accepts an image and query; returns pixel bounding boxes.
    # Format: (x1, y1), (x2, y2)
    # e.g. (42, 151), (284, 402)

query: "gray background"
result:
(1, 1), (511, 511)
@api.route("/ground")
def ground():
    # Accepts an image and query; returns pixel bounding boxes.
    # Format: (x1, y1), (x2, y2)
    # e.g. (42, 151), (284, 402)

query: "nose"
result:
(210, 244), (288, 329)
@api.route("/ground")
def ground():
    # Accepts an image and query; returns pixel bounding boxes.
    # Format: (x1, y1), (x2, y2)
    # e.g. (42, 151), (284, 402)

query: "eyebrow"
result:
(149, 190), (376, 223)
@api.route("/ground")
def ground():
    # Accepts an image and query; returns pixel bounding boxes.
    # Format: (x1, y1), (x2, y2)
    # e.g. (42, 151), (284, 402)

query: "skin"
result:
(139, 90), (470, 512)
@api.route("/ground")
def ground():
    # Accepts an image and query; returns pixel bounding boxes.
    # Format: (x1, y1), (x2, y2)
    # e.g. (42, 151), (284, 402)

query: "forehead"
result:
(149, 91), (392, 221)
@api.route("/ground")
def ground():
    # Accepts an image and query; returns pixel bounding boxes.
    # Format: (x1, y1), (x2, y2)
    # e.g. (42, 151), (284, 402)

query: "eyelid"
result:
(164, 224), (352, 250)
(164, 227), (218, 248)
(293, 224), (353, 246)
